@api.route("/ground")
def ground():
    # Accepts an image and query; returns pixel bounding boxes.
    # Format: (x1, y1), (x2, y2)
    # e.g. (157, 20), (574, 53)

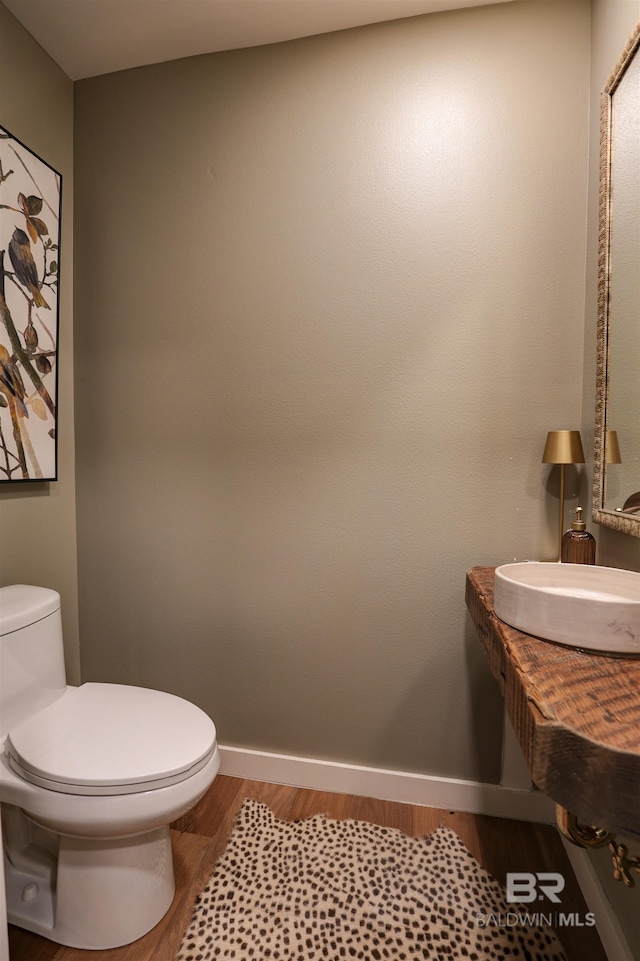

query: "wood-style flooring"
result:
(7, 775), (608, 961)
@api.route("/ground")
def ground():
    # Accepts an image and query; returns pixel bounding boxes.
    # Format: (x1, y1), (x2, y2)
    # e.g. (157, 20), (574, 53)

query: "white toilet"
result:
(0, 584), (220, 950)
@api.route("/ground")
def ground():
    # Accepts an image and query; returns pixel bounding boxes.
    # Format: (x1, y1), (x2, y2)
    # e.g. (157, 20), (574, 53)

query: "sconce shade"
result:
(542, 430), (585, 465)
(606, 430), (622, 464)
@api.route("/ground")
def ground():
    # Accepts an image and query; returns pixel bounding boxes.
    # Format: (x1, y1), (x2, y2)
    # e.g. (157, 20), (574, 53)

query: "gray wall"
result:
(0, 2), (80, 683)
(74, 0), (591, 781)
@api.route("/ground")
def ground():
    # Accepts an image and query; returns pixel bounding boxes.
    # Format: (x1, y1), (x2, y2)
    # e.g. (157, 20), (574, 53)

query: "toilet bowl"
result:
(0, 585), (220, 950)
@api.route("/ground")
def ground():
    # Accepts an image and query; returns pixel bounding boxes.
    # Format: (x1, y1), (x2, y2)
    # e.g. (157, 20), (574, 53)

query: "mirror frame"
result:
(592, 19), (640, 538)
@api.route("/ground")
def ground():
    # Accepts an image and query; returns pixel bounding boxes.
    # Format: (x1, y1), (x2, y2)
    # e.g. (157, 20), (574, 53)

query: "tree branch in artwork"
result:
(0, 250), (56, 418)
(0, 416), (23, 479)
(0, 381), (28, 478)
(0, 130), (59, 481)
(8, 145), (59, 223)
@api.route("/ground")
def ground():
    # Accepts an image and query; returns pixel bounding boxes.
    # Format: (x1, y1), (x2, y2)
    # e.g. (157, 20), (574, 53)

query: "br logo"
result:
(506, 873), (565, 903)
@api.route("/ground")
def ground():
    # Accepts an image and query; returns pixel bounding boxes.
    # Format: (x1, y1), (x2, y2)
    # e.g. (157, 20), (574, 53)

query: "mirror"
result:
(592, 19), (640, 538)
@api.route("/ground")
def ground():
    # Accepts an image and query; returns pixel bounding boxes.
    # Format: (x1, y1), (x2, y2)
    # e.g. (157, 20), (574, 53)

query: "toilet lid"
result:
(6, 682), (217, 796)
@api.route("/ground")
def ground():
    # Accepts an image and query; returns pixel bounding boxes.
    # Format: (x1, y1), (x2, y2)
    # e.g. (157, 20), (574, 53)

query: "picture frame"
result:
(0, 125), (61, 481)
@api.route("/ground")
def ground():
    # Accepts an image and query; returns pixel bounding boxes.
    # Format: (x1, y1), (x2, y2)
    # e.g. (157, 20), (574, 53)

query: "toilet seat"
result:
(5, 682), (217, 796)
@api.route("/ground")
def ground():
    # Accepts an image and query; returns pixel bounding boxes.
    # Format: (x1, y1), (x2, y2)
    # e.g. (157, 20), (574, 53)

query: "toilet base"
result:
(4, 817), (175, 949)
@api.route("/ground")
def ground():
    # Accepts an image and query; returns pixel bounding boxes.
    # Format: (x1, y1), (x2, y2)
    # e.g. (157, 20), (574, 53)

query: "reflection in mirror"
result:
(593, 19), (640, 538)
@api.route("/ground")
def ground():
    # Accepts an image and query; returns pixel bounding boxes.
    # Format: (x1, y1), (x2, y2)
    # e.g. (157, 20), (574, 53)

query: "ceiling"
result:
(3, 0), (514, 81)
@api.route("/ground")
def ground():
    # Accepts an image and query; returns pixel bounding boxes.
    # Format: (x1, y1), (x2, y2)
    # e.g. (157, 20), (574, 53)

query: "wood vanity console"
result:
(466, 566), (640, 839)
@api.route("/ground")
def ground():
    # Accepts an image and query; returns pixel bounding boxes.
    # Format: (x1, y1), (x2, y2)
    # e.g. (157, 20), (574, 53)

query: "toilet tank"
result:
(0, 585), (68, 737)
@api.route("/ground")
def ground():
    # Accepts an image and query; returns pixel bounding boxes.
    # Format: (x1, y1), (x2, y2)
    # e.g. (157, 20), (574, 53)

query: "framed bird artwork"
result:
(0, 125), (61, 481)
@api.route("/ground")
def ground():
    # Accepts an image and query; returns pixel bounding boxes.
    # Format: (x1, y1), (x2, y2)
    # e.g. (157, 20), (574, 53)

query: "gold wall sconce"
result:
(542, 430), (585, 562)
(606, 429), (622, 464)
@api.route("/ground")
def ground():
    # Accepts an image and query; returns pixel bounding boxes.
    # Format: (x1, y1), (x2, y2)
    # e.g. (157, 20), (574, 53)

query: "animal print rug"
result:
(176, 799), (567, 960)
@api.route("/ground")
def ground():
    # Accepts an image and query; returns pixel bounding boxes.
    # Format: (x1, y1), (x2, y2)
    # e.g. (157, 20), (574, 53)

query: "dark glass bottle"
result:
(561, 507), (596, 564)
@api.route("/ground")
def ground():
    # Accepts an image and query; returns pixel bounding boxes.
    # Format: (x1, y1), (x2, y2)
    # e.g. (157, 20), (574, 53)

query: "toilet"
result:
(0, 584), (220, 950)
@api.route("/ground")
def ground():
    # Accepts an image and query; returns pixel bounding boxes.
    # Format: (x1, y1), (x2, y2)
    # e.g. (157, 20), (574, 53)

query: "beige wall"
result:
(0, 2), (80, 683)
(73, 0), (590, 780)
(584, 1), (640, 953)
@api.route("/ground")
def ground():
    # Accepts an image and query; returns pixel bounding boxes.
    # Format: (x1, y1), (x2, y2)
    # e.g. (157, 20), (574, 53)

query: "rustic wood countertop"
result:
(466, 566), (640, 839)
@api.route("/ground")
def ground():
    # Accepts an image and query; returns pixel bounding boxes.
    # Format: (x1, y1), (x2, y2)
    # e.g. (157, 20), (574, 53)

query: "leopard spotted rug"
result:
(176, 799), (567, 960)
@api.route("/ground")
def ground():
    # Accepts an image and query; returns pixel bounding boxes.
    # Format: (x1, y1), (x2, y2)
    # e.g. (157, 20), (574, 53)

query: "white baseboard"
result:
(560, 839), (634, 961)
(219, 745), (555, 824)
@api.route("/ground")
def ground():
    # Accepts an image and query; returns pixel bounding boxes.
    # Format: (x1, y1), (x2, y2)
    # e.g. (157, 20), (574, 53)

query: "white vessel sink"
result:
(494, 563), (640, 655)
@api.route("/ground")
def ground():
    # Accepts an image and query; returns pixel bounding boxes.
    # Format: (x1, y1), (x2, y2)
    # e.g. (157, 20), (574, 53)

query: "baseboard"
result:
(560, 838), (634, 961)
(218, 745), (555, 824)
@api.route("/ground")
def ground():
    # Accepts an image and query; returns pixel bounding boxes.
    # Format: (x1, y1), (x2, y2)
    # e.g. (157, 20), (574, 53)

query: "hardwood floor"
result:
(7, 776), (608, 961)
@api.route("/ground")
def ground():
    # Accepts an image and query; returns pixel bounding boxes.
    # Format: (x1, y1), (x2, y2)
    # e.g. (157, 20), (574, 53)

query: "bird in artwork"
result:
(8, 227), (49, 309)
(0, 344), (28, 417)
